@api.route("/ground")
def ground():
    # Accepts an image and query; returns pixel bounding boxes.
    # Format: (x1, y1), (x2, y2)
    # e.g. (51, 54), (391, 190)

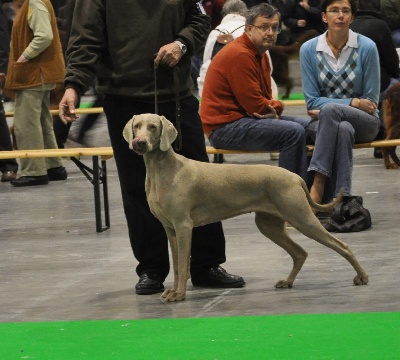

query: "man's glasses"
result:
(325, 8), (352, 15)
(250, 24), (282, 34)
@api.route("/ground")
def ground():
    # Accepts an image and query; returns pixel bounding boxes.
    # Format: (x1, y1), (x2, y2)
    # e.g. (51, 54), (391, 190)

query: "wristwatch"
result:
(174, 40), (187, 55)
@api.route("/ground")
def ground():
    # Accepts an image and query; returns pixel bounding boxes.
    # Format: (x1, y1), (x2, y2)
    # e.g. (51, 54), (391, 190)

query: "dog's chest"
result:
(145, 176), (172, 223)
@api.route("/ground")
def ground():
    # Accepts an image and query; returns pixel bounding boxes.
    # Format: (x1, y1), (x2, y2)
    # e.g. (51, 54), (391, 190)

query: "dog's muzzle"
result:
(132, 137), (148, 153)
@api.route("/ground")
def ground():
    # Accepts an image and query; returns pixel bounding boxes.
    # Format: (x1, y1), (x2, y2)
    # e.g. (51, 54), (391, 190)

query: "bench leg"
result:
(92, 156), (110, 232)
(70, 156), (110, 232)
(213, 154), (225, 163)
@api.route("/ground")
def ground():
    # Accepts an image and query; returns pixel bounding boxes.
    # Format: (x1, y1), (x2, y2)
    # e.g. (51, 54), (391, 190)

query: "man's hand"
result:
(307, 109), (320, 120)
(59, 88), (79, 124)
(17, 54), (29, 63)
(249, 105), (279, 119)
(154, 42), (183, 68)
(297, 19), (307, 27)
(299, 0), (310, 11)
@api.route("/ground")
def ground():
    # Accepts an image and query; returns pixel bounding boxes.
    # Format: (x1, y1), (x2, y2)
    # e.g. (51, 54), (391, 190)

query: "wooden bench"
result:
(0, 147), (114, 233)
(206, 139), (400, 163)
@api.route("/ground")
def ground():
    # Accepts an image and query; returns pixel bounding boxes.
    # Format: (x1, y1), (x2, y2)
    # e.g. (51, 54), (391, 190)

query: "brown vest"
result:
(5, 0), (65, 92)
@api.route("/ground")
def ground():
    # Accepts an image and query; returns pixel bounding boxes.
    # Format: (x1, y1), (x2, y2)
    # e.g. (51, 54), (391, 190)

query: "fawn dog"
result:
(123, 114), (369, 302)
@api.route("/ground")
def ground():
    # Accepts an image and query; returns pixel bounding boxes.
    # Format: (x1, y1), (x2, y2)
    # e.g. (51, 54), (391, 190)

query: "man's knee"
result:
(286, 123), (306, 143)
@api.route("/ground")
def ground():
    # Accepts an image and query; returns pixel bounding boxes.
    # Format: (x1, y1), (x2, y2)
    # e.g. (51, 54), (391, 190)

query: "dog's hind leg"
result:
(293, 218), (369, 285)
(254, 212), (308, 288)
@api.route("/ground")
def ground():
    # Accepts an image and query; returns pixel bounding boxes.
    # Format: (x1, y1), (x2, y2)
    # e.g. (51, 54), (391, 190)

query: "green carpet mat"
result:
(278, 93), (305, 101)
(1, 312), (399, 359)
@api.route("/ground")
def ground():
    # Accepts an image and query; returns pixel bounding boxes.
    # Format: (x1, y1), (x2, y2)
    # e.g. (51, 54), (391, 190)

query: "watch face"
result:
(175, 41), (186, 54)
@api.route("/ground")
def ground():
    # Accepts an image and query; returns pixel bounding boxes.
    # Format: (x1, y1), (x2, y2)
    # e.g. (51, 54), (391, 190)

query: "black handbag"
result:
(324, 196), (372, 232)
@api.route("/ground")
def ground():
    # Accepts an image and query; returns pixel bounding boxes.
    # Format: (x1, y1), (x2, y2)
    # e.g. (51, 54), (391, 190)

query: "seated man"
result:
(200, 3), (312, 180)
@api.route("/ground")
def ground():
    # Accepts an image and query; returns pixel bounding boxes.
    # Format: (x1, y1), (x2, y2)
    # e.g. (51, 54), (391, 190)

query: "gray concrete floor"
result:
(1, 82), (400, 323)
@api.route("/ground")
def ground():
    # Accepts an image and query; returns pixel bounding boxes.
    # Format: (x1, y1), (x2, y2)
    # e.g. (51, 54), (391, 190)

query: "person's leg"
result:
(0, 101), (18, 176)
(308, 104), (380, 200)
(103, 95), (170, 292)
(53, 118), (71, 148)
(209, 116), (309, 179)
(332, 106), (380, 196)
(77, 95), (104, 142)
(40, 90), (65, 171)
(13, 90), (48, 177)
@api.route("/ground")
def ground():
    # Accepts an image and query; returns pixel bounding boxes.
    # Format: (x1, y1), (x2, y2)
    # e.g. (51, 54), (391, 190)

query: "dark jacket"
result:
(351, 10), (399, 92)
(64, 0), (210, 102)
(281, 0), (325, 41)
(381, 0), (400, 30)
(0, 0), (10, 74)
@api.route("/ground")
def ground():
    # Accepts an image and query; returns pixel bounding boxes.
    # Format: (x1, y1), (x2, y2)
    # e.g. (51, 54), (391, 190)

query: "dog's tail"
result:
(301, 180), (344, 212)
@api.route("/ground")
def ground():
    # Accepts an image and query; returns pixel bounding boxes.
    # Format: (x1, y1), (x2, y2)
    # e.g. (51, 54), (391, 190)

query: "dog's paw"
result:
(385, 163), (399, 169)
(161, 289), (175, 299)
(160, 289), (186, 302)
(353, 273), (369, 285)
(274, 280), (293, 288)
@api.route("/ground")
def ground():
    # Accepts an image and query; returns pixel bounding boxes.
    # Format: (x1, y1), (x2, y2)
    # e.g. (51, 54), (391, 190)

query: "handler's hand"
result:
(59, 88), (79, 124)
(154, 42), (183, 68)
(250, 105), (279, 119)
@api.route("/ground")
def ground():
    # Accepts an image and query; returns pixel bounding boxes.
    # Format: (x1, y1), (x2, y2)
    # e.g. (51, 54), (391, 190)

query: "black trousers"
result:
(0, 101), (18, 172)
(103, 94), (226, 281)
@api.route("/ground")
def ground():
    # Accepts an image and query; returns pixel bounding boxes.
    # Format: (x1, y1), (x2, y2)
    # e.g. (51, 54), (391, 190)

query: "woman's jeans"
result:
(208, 115), (312, 180)
(308, 103), (380, 197)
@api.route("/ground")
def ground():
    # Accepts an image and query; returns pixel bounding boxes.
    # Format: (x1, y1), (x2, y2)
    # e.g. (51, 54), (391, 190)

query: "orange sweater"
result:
(5, 0), (65, 93)
(200, 33), (283, 136)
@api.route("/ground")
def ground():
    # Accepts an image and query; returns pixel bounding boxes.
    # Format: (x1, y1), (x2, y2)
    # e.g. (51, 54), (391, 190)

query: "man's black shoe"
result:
(11, 175), (49, 187)
(135, 273), (164, 295)
(192, 266), (245, 288)
(47, 166), (68, 181)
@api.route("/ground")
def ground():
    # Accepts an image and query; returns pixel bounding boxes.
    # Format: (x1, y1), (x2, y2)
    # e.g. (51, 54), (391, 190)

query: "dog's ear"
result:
(159, 116), (177, 151)
(122, 117), (135, 146)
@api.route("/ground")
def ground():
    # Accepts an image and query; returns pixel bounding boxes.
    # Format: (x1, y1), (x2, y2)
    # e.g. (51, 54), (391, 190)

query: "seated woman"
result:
(300, 0), (381, 203)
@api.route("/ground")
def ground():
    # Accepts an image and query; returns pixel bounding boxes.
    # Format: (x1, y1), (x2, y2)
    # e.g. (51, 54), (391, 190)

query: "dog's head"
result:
(122, 113), (178, 155)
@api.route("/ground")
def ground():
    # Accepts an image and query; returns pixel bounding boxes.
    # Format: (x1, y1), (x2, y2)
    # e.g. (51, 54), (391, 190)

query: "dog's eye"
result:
(148, 124), (157, 131)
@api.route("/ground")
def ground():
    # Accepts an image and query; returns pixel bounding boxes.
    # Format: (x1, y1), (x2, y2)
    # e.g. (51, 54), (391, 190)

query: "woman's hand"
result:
(352, 98), (377, 115)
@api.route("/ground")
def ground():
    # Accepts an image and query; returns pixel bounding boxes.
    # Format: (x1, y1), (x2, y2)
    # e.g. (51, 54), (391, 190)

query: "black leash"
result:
(153, 62), (183, 151)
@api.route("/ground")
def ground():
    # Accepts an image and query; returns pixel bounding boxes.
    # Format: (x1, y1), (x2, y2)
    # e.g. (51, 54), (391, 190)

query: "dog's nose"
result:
(134, 140), (147, 150)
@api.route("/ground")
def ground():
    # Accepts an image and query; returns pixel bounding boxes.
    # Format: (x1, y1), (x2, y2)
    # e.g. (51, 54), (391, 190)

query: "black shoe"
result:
(1, 171), (17, 182)
(135, 273), (164, 295)
(47, 166), (68, 181)
(11, 175), (49, 187)
(192, 266), (245, 288)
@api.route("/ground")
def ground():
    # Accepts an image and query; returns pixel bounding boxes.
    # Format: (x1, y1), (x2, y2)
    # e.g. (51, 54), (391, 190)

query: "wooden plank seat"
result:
(206, 139), (400, 163)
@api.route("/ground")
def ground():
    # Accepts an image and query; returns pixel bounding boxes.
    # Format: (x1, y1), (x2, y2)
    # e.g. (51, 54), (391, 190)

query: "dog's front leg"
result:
(161, 225), (192, 302)
(161, 227), (179, 301)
